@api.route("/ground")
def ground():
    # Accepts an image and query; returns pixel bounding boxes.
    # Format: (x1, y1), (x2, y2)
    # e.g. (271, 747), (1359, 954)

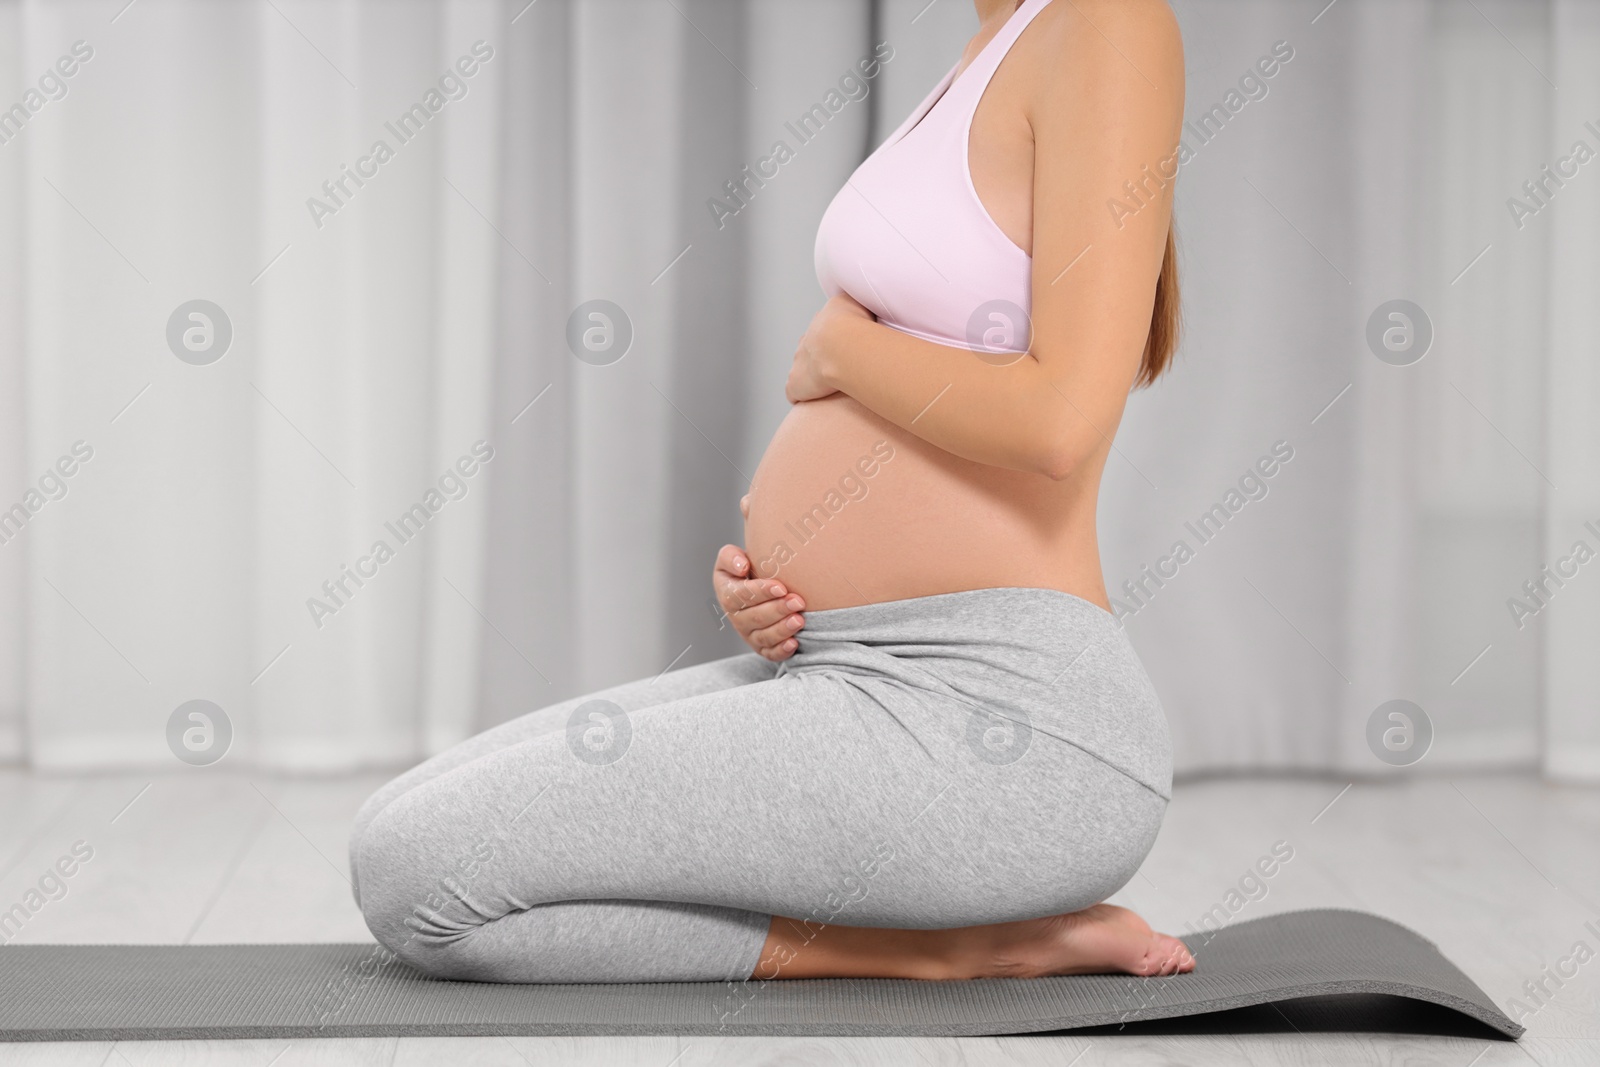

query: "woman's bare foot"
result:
(954, 903), (1196, 979)
(757, 903), (1195, 980)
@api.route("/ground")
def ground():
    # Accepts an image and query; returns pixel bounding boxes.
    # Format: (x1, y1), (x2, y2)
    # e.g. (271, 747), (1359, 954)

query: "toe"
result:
(1148, 935), (1189, 976)
(1135, 938), (1171, 976)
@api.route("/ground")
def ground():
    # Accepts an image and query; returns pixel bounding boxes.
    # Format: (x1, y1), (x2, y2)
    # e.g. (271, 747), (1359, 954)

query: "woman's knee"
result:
(346, 772), (424, 908)
(352, 796), (492, 970)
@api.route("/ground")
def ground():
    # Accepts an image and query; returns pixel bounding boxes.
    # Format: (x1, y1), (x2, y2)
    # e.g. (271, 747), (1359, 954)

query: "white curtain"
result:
(1, 0), (505, 768)
(1101, 0), (1598, 782)
(1, 0), (1594, 781)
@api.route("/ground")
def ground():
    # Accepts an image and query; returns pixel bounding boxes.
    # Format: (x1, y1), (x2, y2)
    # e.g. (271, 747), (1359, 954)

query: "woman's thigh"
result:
(348, 653), (777, 900)
(354, 664), (1166, 943)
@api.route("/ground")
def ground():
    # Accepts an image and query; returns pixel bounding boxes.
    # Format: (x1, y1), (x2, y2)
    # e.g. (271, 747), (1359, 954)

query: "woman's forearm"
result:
(818, 311), (1111, 481)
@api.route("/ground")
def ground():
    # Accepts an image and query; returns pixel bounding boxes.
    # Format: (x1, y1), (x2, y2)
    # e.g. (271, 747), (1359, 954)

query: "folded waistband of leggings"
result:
(795, 587), (1119, 651)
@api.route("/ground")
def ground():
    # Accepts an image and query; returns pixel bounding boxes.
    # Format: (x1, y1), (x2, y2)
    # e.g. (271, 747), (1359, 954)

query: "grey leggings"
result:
(348, 587), (1172, 983)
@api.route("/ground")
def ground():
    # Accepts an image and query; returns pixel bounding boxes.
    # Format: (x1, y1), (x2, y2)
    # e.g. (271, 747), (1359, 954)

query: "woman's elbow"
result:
(1035, 432), (1087, 482)
(1039, 452), (1078, 482)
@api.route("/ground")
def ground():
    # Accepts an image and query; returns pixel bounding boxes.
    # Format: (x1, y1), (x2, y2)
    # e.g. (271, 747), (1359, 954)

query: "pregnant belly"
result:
(742, 395), (1107, 611)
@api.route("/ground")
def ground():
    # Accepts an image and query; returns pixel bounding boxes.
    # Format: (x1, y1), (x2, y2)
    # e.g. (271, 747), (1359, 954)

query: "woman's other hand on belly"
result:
(786, 293), (874, 404)
(713, 541), (807, 662)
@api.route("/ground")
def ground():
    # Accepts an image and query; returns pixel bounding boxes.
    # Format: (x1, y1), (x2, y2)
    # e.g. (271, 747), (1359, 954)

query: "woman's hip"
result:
(778, 586), (1173, 800)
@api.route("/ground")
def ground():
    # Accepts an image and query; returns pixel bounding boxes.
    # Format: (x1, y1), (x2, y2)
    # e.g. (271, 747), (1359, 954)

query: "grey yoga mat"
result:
(0, 909), (1520, 1042)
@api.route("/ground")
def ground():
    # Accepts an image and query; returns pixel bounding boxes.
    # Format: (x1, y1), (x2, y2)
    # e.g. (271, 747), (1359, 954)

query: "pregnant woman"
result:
(350, 0), (1192, 984)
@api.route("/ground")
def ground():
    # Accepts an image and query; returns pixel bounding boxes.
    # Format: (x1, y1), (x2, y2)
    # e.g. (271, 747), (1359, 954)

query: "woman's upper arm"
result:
(1027, 0), (1185, 454)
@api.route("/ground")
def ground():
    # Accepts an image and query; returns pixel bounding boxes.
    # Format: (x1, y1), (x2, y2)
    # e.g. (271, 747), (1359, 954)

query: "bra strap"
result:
(949, 0), (1055, 116)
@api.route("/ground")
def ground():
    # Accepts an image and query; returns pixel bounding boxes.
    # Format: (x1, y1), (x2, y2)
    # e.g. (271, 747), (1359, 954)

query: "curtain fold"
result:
(0, 0), (1593, 781)
(0, 0), (26, 761)
(1544, 0), (1600, 780)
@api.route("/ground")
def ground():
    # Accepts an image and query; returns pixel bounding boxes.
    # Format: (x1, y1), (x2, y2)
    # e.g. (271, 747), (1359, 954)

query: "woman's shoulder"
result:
(1025, 0), (1184, 90)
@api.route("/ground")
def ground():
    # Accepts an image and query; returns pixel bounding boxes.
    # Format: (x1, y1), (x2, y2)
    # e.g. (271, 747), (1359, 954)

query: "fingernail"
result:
(786, 597), (802, 610)
(788, 616), (802, 630)
(733, 556), (746, 569)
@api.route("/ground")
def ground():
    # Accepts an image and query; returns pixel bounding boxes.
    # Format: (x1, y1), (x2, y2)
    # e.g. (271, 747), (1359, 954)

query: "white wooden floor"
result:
(1, 770), (1595, 1065)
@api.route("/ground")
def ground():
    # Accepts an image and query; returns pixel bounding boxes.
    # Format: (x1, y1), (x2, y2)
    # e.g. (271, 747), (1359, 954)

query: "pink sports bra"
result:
(814, 0), (1052, 356)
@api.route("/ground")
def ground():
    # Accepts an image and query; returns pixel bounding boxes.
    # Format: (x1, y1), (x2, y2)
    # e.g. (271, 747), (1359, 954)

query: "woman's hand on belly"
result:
(786, 293), (874, 404)
(712, 543), (807, 662)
